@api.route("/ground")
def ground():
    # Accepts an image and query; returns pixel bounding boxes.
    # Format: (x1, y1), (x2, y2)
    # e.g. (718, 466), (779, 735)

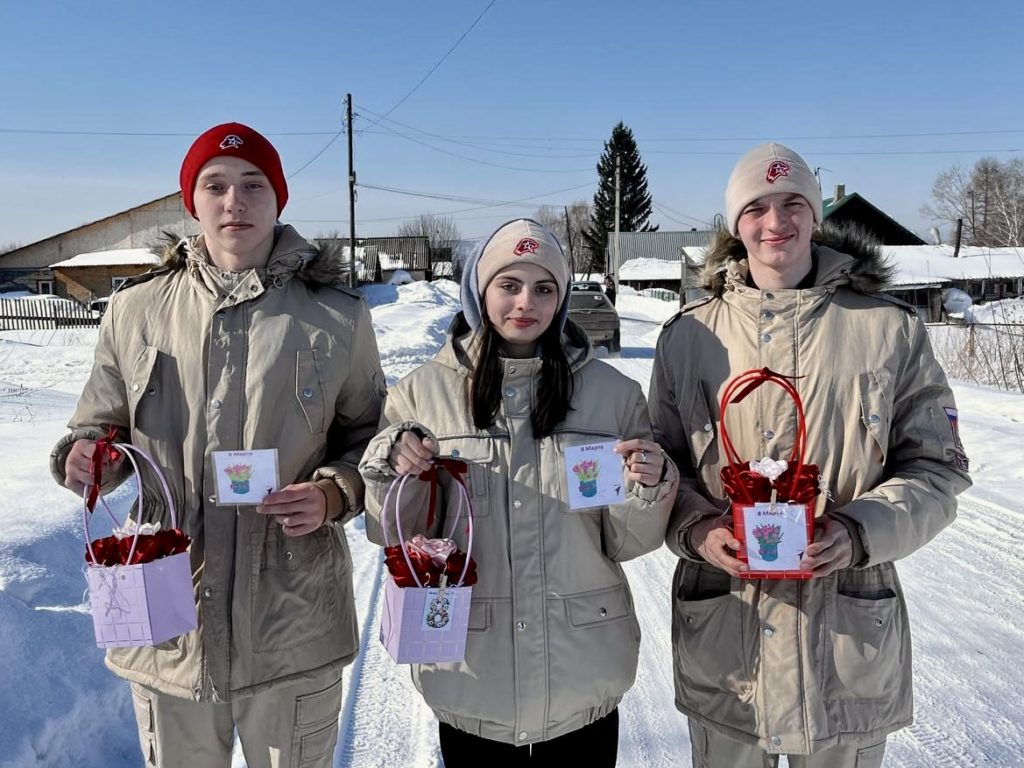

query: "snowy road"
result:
(1, 286), (1022, 767)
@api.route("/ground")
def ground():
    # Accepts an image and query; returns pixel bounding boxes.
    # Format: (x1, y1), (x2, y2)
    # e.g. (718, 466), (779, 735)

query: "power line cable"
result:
(288, 129), (345, 179)
(291, 181), (595, 224)
(652, 200), (712, 228)
(362, 119), (593, 173)
(0, 128), (337, 137)
(359, 0), (499, 131)
(354, 108), (595, 159)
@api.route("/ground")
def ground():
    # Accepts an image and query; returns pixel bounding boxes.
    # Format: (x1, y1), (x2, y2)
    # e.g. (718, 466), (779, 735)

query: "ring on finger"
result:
(638, 450), (648, 464)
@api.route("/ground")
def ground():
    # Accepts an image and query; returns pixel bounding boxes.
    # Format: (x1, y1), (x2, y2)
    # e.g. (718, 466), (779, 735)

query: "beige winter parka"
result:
(359, 315), (678, 745)
(650, 226), (971, 755)
(50, 225), (385, 702)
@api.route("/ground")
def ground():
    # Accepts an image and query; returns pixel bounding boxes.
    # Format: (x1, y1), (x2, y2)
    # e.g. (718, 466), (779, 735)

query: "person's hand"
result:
(800, 517), (853, 577)
(257, 483), (328, 537)
(615, 439), (666, 487)
(689, 516), (746, 578)
(64, 438), (123, 497)
(388, 432), (437, 476)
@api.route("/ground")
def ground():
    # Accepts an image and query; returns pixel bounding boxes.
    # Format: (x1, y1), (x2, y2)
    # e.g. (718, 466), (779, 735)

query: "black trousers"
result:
(439, 709), (619, 767)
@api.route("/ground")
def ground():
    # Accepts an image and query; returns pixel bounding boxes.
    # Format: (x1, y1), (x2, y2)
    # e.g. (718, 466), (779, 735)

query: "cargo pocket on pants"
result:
(855, 741), (887, 768)
(130, 685), (158, 767)
(291, 675), (343, 767)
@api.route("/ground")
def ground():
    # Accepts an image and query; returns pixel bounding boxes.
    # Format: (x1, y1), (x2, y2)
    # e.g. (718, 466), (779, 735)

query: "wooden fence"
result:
(926, 322), (1024, 392)
(0, 298), (101, 330)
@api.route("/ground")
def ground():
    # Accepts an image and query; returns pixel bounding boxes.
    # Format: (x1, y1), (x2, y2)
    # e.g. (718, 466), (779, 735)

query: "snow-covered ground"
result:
(1, 285), (1022, 767)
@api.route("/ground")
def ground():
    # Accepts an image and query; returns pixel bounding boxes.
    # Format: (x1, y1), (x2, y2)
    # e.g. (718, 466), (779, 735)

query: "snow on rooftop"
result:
(49, 248), (159, 269)
(618, 245), (1024, 287)
(883, 246), (1024, 285)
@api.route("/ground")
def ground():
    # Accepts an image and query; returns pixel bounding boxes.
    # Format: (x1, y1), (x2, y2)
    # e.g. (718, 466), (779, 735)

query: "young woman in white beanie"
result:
(359, 218), (678, 765)
(650, 143), (970, 767)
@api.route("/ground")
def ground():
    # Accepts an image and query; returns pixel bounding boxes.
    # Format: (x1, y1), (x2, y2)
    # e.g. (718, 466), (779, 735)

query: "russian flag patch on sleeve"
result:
(944, 407), (969, 470)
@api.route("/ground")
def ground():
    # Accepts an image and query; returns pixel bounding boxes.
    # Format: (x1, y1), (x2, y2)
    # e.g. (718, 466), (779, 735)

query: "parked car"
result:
(571, 280), (603, 293)
(568, 289), (620, 353)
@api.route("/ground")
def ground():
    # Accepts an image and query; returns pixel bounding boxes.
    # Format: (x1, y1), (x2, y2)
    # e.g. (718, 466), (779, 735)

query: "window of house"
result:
(36, 279), (54, 295)
(111, 276), (129, 291)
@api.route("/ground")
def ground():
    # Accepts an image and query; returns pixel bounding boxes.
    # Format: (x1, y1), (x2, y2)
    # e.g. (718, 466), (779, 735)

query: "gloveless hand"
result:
(257, 483), (328, 537)
(388, 431), (437, 476)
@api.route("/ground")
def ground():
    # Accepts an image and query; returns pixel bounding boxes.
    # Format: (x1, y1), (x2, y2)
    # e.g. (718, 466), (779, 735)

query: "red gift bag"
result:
(719, 368), (820, 580)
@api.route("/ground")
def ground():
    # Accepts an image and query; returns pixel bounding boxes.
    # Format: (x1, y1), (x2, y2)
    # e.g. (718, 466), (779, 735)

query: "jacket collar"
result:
(159, 224), (352, 292)
(703, 222), (895, 297)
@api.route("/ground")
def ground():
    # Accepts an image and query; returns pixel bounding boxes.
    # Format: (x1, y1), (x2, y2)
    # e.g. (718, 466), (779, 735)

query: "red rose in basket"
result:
(382, 458), (478, 588)
(719, 368), (821, 579)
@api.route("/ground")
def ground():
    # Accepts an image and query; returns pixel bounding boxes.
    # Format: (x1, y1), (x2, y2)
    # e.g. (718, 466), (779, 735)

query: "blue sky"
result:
(2, 0), (1023, 247)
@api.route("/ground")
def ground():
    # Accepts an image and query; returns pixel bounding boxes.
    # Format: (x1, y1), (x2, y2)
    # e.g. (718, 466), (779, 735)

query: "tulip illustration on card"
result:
(563, 440), (626, 510)
(212, 449), (280, 505)
(741, 503), (808, 571)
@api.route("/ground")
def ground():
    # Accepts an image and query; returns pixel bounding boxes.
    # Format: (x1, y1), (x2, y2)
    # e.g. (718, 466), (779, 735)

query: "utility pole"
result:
(613, 153), (621, 277)
(563, 205), (575, 272)
(679, 246), (689, 308)
(346, 93), (357, 288)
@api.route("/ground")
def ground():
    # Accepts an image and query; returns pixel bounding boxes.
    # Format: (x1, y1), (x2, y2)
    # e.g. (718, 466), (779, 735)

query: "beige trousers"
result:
(130, 668), (343, 768)
(689, 721), (887, 768)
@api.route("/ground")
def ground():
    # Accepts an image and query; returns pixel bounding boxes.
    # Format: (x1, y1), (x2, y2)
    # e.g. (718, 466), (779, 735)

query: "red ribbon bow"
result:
(86, 425), (121, 513)
(419, 457), (470, 530)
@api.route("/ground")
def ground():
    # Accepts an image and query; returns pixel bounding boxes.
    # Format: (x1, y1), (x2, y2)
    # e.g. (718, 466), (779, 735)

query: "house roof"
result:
(1, 193), (183, 260)
(822, 192), (925, 245)
(50, 248), (160, 269)
(606, 230), (712, 263)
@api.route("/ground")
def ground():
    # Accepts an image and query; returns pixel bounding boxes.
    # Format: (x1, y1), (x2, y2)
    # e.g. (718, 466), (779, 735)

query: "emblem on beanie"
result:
(766, 161), (790, 184)
(513, 238), (540, 256)
(219, 134), (244, 150)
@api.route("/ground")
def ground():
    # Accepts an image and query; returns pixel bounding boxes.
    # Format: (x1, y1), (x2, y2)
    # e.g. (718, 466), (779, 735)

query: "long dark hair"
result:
(470, 320), (574, 439)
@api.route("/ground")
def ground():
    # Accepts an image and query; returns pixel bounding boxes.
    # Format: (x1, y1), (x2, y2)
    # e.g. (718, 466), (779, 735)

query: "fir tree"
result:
(583, 122), (657, 273)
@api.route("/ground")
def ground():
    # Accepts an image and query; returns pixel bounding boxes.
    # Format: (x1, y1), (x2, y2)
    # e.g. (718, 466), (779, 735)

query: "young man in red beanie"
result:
(650, 142), (970, 767)
(51, 122), (386, 767)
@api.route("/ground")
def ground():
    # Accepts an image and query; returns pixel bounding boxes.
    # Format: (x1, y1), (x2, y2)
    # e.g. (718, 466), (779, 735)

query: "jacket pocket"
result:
(129, 345), (160, 433)
(250, 526), (339, 652)
(824, 582), (902, 701)
(672, 562), (750, 697)
(467, 598), (490, 632)
(686, 380), (715, 470)
(130, 686), (158, 767)
(434, 435), (495, 517)
(549, 584), (640, 720)
(858, 370), (893, 465)
(296, 349), (327, 435)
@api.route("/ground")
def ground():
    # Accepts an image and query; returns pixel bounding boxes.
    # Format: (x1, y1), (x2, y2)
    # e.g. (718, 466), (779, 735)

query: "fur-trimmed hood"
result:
(699, 222), (895, 296)
(153, 224), (353, 289)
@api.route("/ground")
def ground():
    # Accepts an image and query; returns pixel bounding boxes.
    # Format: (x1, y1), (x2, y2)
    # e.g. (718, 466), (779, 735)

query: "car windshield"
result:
(570, 293), (612, 310)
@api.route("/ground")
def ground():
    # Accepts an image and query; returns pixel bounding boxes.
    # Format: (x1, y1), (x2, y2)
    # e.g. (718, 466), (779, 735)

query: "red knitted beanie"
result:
(179, 122), (288, 218)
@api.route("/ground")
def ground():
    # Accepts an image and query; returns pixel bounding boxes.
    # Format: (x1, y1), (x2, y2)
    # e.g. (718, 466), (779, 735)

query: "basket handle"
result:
(380, 459), (475, 588)
(83, 442), (178, 566)
(718, 368), (809, 501)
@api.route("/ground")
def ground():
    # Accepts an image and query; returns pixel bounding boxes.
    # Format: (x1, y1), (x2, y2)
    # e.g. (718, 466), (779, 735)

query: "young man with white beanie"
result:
(650, 143), (970, 767)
